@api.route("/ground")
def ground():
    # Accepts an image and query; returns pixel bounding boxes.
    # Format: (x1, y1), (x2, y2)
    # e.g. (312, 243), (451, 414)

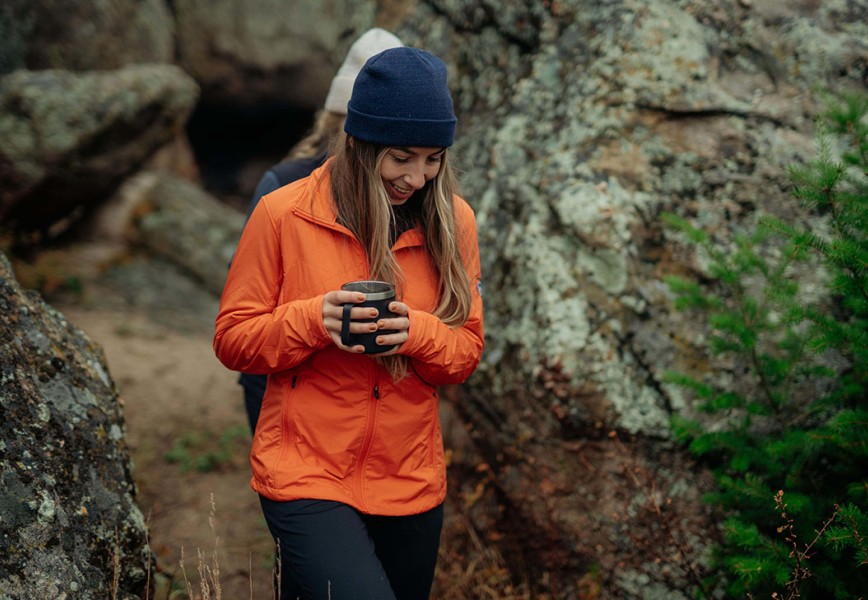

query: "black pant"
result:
(259, 497), (443, 600)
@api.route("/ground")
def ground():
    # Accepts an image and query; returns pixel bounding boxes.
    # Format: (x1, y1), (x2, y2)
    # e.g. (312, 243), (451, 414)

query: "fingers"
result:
(322, 292), (370, 326)
(367, 334), (406, 357)
(322, 290), (365, 314)
(388, 301), (409, 316)
(376, 302), (410, 333)
(322, 291), (367, 353)
(374, 316), (410, 335)
(320, 294), (411, 354)
(370, 303), (410, 356)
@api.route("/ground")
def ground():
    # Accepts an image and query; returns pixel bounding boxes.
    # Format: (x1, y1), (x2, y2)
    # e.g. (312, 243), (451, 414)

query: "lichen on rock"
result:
(0, 251), (150, 599)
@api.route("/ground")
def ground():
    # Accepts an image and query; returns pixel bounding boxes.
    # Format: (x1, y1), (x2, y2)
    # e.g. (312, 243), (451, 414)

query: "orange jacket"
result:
(213, 162), (484, 516)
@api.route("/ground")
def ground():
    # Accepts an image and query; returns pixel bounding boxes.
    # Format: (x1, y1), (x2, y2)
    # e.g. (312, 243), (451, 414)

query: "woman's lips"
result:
(387, 181), (413, 202)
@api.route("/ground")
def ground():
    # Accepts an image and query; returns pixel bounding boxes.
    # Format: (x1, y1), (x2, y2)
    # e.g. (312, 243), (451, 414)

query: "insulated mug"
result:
(340, 280), (398, 353)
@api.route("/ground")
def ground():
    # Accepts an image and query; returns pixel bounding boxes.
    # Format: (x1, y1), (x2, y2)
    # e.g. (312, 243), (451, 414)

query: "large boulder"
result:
(173, 0), (380, 108)
(0, 251), (150, 599)
(0, 0), (175, 74)
(123, 170), (245, 297)
(0, 64), (199, 236)
(394, 0), (867, 594)
(417, 0), (866, 439)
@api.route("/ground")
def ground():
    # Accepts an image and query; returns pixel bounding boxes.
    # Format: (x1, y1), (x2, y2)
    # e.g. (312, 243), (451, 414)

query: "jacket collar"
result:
(293, 160), (341, 228)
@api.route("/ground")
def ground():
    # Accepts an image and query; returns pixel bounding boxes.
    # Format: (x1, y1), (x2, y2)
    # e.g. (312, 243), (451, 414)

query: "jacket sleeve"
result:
(213, 197), (331, 374)
(401, 200), (485, 385)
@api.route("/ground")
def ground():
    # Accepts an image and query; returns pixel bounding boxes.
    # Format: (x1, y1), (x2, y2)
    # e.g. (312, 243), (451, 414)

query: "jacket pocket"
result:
(263, 374), (298, 487)
(291, 385), (367, 479)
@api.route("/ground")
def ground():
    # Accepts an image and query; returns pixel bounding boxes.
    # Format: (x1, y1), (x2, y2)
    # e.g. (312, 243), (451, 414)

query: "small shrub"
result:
(663, 90), (867, 598)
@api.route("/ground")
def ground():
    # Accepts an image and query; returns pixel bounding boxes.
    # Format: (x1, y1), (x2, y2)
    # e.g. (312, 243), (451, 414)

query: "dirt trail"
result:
(58, 306), (276, 598)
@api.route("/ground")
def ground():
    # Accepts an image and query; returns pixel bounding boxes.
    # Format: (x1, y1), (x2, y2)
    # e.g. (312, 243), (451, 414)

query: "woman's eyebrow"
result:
(392, 147), (447, 156)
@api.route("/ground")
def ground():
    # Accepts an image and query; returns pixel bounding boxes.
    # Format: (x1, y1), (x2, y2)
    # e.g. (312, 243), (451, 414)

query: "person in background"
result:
(214, 47), (484, 599)
(238, 28), (403, 434)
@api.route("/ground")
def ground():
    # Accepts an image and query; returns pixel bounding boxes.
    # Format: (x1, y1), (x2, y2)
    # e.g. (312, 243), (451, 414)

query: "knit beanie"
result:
(323, 28), (404, 114)
(344, 47), (457, 148)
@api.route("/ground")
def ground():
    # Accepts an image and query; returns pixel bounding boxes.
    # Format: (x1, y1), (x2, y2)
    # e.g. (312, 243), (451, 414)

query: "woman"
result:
(214, 47), (484, 600)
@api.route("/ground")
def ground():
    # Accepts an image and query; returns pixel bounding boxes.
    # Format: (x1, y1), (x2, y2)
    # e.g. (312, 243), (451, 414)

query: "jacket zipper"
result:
(353, 376), (380, 511)
(271, 373), (298, 488)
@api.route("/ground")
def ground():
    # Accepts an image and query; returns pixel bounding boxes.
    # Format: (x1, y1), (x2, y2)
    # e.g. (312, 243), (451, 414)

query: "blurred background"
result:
(1, 1), (866, 599)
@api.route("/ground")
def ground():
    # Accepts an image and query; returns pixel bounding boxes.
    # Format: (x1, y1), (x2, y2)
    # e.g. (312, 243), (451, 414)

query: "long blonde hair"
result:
(329, 135), (472, 378)
(284, 110), (345, 160)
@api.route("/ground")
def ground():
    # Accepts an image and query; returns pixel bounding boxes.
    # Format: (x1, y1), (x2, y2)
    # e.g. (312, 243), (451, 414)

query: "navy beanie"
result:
(345, 47), (457, 148)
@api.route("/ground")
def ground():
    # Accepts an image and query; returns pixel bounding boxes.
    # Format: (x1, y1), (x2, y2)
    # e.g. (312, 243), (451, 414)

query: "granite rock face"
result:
(0, 64), (199, 234)
(0, 0), (175, 74)
(0, 0), (377, 110)
(124, 170), (245, 297)
(408, 0), (867, 440)
(393, 0), (866, 594)
(172, 0), (380, 108)
(0, 251), (150, 599)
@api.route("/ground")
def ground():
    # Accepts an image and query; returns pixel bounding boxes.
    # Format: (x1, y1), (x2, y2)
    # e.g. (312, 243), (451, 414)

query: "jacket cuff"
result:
(402, 308), (436, 356)
(303, 295), (333, 348)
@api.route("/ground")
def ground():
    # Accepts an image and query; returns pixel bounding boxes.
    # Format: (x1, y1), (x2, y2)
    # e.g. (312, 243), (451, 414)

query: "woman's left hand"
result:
(370, 301), (410, 356)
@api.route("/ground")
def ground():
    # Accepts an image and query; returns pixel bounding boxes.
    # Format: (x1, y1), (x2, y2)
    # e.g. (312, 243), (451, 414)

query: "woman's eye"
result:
(428, 155), (444, 164)
(391, 155), (409, 163)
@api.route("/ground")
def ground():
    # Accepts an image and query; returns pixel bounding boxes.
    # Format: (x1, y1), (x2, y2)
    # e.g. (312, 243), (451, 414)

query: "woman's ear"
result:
(347, 136), (354, 148)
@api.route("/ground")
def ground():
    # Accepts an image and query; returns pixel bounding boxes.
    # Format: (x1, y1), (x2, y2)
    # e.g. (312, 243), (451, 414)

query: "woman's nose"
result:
(403, 166), (426, 189)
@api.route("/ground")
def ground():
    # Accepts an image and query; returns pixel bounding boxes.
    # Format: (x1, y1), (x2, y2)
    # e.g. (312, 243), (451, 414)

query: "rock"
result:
(0, 64), (199, 236)
(0, 251), (150, 599)
(173, 0), (379, 108)
(397, 0), (866, 594)
(5, 168), (234, 332)
(0, 0), (174, 73)
(408, 0), (866, 439)
(123, 170), (245, 297)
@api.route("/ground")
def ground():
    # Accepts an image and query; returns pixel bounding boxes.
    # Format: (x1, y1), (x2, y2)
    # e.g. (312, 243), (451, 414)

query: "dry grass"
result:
(434, 508), (536, 600)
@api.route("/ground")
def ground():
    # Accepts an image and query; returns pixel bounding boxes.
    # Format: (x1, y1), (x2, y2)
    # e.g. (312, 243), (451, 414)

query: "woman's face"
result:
(379, 146), (446, 205)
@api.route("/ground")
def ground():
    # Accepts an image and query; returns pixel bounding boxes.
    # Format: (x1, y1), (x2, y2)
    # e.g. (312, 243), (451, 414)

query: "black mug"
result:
(340, 280), (398, 353)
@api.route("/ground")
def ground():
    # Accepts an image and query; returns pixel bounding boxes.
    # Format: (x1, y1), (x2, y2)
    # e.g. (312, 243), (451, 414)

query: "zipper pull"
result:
(373, 385), (380, 400)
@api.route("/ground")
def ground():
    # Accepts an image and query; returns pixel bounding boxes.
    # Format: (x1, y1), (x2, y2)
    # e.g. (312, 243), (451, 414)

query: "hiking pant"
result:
(259, 497), (443, 600)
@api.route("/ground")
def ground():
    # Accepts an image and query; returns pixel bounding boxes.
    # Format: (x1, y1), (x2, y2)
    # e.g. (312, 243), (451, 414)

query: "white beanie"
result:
(323, 28), (404, 114)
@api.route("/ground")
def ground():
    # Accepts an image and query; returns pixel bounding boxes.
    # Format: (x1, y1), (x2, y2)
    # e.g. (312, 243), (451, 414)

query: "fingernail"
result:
(369, 309), (378, 317)
(357, 294), (365, 302)
(369, 324), (377, 331)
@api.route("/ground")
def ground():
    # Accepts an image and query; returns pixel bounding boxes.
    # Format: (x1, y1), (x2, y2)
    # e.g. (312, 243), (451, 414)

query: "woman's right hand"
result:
(321, 290), (377, 353)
